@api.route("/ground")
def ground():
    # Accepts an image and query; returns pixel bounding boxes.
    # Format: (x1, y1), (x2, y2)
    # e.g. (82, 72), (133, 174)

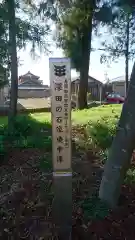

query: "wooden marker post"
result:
(49, 58), (72, 239)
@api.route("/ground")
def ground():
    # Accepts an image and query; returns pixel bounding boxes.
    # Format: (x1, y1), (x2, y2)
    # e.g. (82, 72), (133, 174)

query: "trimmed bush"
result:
(86, 115), (119, 150)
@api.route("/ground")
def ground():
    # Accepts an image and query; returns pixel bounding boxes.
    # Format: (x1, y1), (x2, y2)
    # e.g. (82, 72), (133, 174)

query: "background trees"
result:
(0, 1), (50, 69)
(0, 65), (7, 88)
(55, 0), (115, 109)
(0, 0), (51, 129)
(100, 3), (135, 95)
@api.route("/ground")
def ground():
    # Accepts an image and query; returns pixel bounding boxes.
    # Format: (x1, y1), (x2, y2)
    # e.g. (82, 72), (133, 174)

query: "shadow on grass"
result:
(0, 114), (52, 157)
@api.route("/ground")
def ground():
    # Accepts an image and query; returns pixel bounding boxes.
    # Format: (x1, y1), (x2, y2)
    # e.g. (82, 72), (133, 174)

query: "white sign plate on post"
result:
(49, 58), (71, 172)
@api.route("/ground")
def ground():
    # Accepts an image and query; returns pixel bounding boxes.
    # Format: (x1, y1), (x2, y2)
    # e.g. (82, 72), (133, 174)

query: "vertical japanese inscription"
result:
(55, 81), (63, 165)
(64, 79), (69, 147)
(49, 58), (71, 170)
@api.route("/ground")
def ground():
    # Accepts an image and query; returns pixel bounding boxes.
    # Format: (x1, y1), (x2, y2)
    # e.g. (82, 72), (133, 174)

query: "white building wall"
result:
(112, 82), (126, 97)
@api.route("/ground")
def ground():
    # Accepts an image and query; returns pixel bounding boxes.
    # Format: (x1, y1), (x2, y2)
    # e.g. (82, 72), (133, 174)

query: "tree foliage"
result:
(100, 8), (135, 64)
(0, 65), (8, 88)
(0, 0), (50, 69)
(55, 1), (115, 71)
(47, 0), (116, 109)
(99, 3), (135, 93)
(116, 0), (135, 9)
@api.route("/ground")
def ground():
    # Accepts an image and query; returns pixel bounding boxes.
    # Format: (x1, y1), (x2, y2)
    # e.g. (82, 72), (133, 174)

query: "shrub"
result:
(86, 116), (118, 150)
(79, 196), (110, 221)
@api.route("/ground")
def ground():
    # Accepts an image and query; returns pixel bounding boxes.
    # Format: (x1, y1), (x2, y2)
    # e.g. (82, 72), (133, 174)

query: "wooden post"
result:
(49, 58), (72, 239)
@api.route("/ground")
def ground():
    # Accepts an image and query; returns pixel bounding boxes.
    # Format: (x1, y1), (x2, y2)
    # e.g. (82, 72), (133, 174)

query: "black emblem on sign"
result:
(54, 65), (66, 77)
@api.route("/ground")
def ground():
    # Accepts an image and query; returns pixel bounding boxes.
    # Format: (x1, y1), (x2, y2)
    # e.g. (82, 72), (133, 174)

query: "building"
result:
(18, 71), (50, 98)
(71, 75), (103, 101)
(109, 76), (129, 97)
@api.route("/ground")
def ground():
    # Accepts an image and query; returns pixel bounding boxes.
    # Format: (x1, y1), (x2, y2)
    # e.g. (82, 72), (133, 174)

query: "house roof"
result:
(18, 78), (42, 86)
(110, 75), (130, 83)
(19, 71), (40, 80)
(71, 75), (103, 85)
(18, 71), (46, 88)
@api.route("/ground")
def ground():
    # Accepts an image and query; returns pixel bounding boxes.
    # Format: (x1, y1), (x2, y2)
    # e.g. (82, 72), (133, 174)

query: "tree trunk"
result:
(125, 13), (130, 96)
(99, 62), (135, 208)
(7, 0), (18, 130)
(125, 54), (129, 96)
(78, 13), (93, 110)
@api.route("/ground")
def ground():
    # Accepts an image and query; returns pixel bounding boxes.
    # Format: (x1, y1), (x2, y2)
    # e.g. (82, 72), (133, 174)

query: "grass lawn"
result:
(30, 103), (121, 125)
(0, 104), (122, 152)
(0, 116), (7, 125)
(1, 103), (135, 239)
(0, 104), (122, 126)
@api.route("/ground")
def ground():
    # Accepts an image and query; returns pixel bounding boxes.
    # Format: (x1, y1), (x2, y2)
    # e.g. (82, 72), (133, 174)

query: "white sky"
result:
(18, 33), (134, 86)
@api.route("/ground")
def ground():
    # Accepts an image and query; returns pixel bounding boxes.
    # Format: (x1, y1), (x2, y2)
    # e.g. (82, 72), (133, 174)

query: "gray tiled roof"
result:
(110, 75), (130, 83)
(71, 75), (103, 85)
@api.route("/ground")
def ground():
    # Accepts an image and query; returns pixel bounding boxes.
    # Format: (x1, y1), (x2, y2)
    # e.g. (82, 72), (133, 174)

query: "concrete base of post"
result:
(53, 173), (72, 239)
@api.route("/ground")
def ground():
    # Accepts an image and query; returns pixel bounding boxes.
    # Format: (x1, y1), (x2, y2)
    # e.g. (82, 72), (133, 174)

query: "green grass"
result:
(0, 114), (52, 157)
(0, 104), (122, 158)
(72, 104), (121, 125)
(0, 104), (122, 150)
(0, 104), (122, 127)
(0, 116), (8, 126)
(30, 104), (122, 125)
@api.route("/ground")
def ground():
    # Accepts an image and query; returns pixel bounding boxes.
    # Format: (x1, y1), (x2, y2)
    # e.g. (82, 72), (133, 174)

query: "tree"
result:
(0, 0), (51, 129)
(116, 0), (135, 8)
(75, 0), (94, 110)
(0, 1), (50, 67)
(99, 62), (135, 207)
(98, 0), (135, 208)
(7, 0), (18, 127)
(38, 0), (114, 109)
(55, 0), (115, 109)
(100, 6), (135, 95)
(0, 65), (8, 88)
(58, 0), (71, 8)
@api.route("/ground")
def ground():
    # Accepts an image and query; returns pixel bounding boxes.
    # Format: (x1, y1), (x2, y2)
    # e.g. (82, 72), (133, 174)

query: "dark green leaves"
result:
(0, 0), (50, 68)
(56, 0), (115, 71)
(94, 4), (114, 24)
(117, 0), (135, 8)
